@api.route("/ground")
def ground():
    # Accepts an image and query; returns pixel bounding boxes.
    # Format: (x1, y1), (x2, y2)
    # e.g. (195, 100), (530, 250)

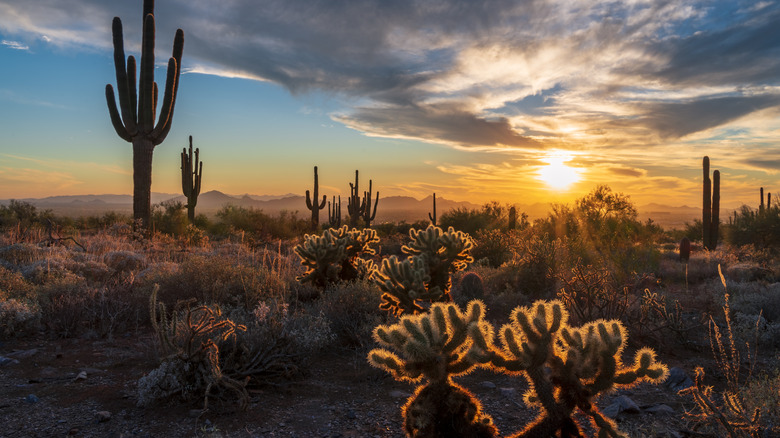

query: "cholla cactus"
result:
(402, 225), (474, 297)
(368, 301), (497, 437)
(294, 226), (379, 287)
(483, 300), (669, 437)
(375, 256), (434, 316)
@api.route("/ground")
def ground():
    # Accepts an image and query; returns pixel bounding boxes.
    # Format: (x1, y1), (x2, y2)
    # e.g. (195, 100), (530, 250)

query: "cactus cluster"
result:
(368, 301), (498, 437)
(375, 225), (474, 316)
(106, 0), (184, 229)
(369, 299), (669, 437)
(305, 166), (327, 230)
(180, 136), (202, 223)
(702, 156), (720, 250)
(760, 187), (772, 212)
(294, 226), (379, 287)
(347, 170), (380, 228)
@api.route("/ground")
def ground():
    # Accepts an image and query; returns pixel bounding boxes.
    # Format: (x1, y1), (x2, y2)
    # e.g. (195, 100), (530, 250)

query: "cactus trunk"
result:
(710, 170), (720, 250)
(181, 135), (202, 223)
(702, 157), (711, 249)
(347, 170), (362, 228)
(361, 179), (379, 228)
(132, 139), (155, 229)
(428, 193), (437, 225)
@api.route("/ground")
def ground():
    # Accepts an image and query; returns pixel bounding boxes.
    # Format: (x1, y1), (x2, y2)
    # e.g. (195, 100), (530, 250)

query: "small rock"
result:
(188, 409), (203, 418)
(480, 381), (496, 389)
(663, 367), (693, 392)
(644, 404), (676, 415)
(74, 371), (87, 381)
(0, 356), (19, 367)
(345, 409), (357, 420)
(603, 395), (639, 418)
(25, 394), (40, 404)
(95, 411), (111, 422)
(499, 387), (516, 398)
(7, 348), (38, 359)
(389, 390), (411, 398)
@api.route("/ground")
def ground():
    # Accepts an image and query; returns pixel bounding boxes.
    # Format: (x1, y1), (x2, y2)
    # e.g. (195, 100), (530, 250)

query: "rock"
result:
(479, 381), (496, 389)
(663, 367), (693, 391)
(95, 411), (112, 422)
(6, 348), (38, 359)
(74, 371), (88, 381)
(644, 404), (676, 415)
(603, 395), (639, 418)
(499, 387), (517, 398)
(0, 356), (20, 367)
(389, 390), (411, 398)
(25, 394), (39, 404)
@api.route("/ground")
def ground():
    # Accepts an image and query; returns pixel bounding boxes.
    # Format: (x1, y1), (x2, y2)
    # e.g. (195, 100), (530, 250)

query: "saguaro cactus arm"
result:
(305, 166), (328, 229)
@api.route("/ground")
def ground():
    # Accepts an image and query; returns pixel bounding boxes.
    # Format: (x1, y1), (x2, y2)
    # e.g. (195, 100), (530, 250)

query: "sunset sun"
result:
(537, 154), (580, 190)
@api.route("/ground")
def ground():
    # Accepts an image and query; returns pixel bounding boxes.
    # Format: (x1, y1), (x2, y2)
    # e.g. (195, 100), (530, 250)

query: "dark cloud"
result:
(336, 103), (540, 148)
(608, 167), (644, 177)
(633, 95), (780, 139)
(742, 159), (780, 173)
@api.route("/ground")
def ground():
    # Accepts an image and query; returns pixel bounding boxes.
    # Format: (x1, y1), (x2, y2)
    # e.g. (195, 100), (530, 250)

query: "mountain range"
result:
(2, 191), (706, 228)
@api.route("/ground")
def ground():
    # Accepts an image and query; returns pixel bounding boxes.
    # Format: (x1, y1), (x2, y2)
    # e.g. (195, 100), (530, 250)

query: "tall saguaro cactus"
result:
(305, 166), (327, 230)
(702, 156), (720, 250)
(347, 170), (362, 228)
(106, 0), (184, 229)
(328, 195), (341, 227)
(361, 179), (379, 228)
(180, 136), (202, 223)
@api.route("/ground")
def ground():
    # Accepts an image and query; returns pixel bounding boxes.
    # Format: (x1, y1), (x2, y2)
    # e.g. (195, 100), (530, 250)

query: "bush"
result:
(0, 298), (40, 337)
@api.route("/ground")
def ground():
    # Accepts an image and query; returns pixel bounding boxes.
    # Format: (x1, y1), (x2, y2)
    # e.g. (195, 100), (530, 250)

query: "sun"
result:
(537, 153), (580, 190)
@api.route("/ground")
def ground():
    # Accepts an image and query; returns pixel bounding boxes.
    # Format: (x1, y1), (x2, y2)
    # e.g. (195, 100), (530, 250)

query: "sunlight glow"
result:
(537, 153), (580, 190)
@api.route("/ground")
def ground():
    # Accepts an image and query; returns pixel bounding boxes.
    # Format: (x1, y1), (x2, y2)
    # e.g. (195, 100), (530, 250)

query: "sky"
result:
(0, 0), (778, 209)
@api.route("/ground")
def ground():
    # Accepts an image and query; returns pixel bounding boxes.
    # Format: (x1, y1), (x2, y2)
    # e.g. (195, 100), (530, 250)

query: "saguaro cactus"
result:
(428, 193), (437, 225)
(760, 187), (765, 212)
(702, 156), (720, 250)
(180, 135), (202, 223)
(305, 166), (327, 230)
(328, 195), (341, 227)
(361, 179), (379, 228)
(106, 0), (184, 229)
(347, 170), (362, 228)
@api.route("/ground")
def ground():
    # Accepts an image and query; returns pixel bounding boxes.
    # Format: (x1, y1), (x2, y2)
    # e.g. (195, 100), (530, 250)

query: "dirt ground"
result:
(0, 330), (702, 438)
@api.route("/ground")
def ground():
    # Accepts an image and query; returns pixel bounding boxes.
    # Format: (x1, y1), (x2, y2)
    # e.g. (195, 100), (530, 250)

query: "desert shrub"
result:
(451, 271), (484, 306)
(0, 200), (56, 235)
(103, 250), (147, 274)
(140, 291), (333, 409)
(438, 201), (516, 235)
(0, 265), (34, 301)
(151, 200), (189, 236)
(725, 204), (780, 250)
(0, 243), (46, 267)
(0, 298), (41, 337)
(308, 280), (386, 349)
(471, 229), (519, 267)
(143, 255), (288, 309)
(212, 205), (310, 240)
(181, 223), (209, 247)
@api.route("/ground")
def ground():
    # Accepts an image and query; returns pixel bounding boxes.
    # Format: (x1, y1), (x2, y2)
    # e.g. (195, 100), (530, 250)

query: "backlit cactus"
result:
(294, 226), (379, 287)
(361, 179), (379, 228)
(375, 225), (475, 316)
(368, 301), (497, 437)
(106, 0), (184, 229)
(305, 166), (327, 230)
(180, 136), (202, 223)
(702, 156), (720, 250)
(480, 300), (669, 437)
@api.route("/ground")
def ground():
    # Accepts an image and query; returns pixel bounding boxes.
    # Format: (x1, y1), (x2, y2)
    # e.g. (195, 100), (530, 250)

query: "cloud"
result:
(0, 0), (778, 157)
(1, 39), (28, 50)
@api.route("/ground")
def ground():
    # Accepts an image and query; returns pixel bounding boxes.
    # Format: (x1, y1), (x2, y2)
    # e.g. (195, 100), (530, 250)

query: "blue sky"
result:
(1, 0), (778, 207)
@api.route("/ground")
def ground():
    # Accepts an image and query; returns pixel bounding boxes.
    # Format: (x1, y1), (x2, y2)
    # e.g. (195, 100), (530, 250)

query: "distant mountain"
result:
(0, 192), (712, 228)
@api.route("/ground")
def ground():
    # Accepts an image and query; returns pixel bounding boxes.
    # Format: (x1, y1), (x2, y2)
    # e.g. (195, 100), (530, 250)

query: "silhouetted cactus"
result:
(328, 195), (341, 227)
(305, 166), (327, 230)
(375, 225), (474, 315)
(680, 236), (691, 263)
(347, 170), (362, 228)
(294, 226), (378, 288)
(180, 136), (202, 223)
(368, 301), (497, 438)
(362, 179), (379, 228)
(478, 300), (669, 437)
(507, 206), (517, 231)
(106, 0), (184, 229)
(760, 187), (765, 213)
(428, 193), (437, 225)
(702, 156), (720, 250)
